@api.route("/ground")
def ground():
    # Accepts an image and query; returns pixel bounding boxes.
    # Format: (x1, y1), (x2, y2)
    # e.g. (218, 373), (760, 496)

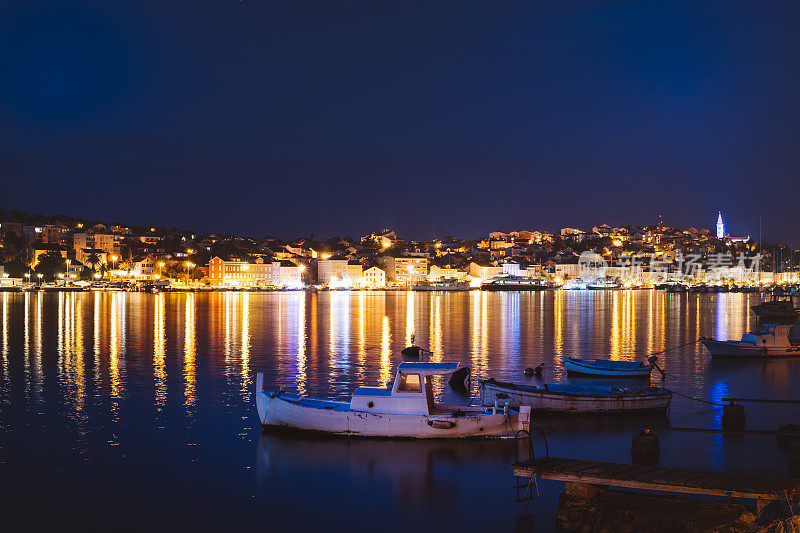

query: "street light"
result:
(185, 261), (195, 284)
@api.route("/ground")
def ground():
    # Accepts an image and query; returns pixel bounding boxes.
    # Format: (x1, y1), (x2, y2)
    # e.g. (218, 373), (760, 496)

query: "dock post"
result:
(722, 400), (745, 431)
(631, 427), (660, 466)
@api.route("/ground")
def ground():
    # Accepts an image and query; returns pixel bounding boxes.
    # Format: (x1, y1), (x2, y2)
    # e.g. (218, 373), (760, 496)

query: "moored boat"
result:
(481, 379), (672, 414)
(751, 298), (798, 322)
(564, 356), (658, 378)
(481, 275), (556, 291)
(701, 324), (800, 357)
(412, 279), (470, 292)
(587, 279), (621, 290)
(256, 362), (528, 438)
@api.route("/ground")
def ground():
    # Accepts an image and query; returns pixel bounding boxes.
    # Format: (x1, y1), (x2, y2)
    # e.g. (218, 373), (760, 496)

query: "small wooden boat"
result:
(481, 379), (672, 414)
(256, 362), (529, 438)
(701, 324), (800, 357)
(564, 356), (658, 377)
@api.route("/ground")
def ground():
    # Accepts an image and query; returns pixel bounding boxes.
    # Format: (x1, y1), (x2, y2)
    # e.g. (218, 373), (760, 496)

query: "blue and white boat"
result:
(701, 324), (800, 357)
(564, 356), (659, 378)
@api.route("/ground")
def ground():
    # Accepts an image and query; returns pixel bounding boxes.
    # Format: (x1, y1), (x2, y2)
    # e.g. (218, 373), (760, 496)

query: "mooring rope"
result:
(662, 388), (726, 407)
(648, 338), (701, 357)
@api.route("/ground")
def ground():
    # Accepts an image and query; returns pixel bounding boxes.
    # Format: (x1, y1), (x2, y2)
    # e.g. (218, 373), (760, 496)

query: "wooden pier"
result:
(513, 457), (799, 509)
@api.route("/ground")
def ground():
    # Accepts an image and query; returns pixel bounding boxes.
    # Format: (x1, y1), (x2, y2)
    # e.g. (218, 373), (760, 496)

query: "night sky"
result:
(1, 1), (799, 242)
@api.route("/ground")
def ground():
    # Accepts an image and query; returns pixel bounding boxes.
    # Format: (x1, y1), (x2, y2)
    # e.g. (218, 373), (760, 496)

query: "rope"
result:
(649, 338), (701, 357)
(663, 387), (726, 407)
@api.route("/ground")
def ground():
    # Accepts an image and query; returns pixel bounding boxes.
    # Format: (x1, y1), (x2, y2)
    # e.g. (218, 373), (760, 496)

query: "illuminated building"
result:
(377, 256), (428, 283)
(716, 211), (725, 239)
(362, 266), (386, 288)
(208, 257), (303, 288)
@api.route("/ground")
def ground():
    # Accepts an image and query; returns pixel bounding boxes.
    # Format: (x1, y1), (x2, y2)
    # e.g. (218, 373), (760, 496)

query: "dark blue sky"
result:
(1, 1), (799, 241)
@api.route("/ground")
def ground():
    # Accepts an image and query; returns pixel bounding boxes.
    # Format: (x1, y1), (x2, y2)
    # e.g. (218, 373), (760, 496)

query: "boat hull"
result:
(481, 380), (671, 414)
(564, 358), (651, 378)
(256, 392), (520, 438)
(751, 305), (798, 321)
(480, 284), (550, 291)
(701, 339), (800, 357)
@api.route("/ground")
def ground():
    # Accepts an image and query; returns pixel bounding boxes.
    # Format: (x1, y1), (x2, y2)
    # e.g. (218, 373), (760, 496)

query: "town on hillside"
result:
(0, 209), (796, 291)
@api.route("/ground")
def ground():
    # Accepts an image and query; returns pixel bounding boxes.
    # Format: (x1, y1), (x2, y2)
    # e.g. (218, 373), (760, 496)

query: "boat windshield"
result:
(397, 373), (422, 392)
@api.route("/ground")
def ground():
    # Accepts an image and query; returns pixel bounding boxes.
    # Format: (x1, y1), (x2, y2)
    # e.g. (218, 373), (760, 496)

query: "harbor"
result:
(2, 289), (800, 530)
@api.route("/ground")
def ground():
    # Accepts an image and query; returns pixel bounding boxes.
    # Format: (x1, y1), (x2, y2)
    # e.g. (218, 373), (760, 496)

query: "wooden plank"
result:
(511, 456), (798, 501)
(527, 471), (787, 500)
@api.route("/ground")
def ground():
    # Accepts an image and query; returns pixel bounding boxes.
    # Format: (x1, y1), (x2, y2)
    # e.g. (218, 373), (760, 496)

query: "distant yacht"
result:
(562, 278), (588, 290)
(587, 279), (621, 290)
(481, 275), (556, 291)
(412, 279), (470, 292)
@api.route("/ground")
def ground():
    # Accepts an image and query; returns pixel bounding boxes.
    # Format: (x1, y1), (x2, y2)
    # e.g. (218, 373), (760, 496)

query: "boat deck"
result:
(512, 457), (798, 501)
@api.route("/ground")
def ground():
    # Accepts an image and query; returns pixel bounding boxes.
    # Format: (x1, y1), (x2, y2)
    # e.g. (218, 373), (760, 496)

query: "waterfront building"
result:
(272, 260), (303, 288)
(716, 212), (725, 239)
(468, 262), (502, 280)
(428, 265), (463, 281)
(362, 266), (386, 288)
(378, 256), (428, 283)
(317, 259), (350, 285)
(208, 256), (272, 287)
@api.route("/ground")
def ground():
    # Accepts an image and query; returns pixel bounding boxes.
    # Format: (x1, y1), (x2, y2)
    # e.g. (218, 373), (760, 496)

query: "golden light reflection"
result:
(356, 291), (366, 383)
(93, 291), (101, 386)
(1, 292), (8, 389)
(380, 315), (392, 386)
(240, 292), (251, 402)
(609, 291), (621, 360)
(34, 292), (43, 400)
(109, 293), (123, 420)
(429, 294), (442, 359)
(154, 293), (167, 409)
(184, 293), (196, 410)
(553, 290), (563, 361)
(296, 291), (307, 395)
(73, 293), (85, 416)
(405, 290), (414, 346)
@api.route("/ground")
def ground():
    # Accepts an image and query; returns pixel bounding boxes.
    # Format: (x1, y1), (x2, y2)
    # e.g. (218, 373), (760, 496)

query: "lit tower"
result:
(716, 211), (725, 239)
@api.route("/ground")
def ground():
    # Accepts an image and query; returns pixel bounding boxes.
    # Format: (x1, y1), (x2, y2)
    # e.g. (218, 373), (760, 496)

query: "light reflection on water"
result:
(0, 290), (798, 531)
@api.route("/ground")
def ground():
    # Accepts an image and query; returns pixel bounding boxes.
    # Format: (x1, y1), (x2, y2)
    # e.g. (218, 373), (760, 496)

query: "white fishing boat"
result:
(564, 356), (659, 377)
(256, 362), (529, 438)
(701, 324), (800, 357)
(481, 379), (672, 414)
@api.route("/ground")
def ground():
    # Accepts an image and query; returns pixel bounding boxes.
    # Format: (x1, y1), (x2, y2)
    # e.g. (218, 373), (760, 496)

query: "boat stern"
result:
(255, 372), (272, 425)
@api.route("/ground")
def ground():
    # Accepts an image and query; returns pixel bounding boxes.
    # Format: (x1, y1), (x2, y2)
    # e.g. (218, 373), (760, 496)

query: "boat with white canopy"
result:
(256, 362), (529, 438)
(701, 324), (800, 357)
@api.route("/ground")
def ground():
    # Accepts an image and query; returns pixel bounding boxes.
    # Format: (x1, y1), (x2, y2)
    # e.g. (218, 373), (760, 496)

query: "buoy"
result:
(777, 424), (800, 449)
(722, 401), (746, 431)
(523, 367), (534, 376)
(631, 427), (660, 466)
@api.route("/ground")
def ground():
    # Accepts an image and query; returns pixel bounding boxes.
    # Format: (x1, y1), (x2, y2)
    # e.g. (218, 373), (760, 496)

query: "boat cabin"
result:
(350, 362), (459, 415)
(742, 324), (800, 348)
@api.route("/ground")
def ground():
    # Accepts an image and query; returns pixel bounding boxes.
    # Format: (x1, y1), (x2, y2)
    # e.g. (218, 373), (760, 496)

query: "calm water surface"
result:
(1, 291), (799, 531)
